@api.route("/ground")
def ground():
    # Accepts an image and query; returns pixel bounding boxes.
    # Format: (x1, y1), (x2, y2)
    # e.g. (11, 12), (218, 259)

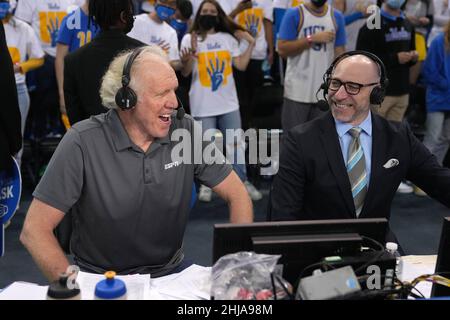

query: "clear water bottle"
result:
(385, 242), (403, 278)
(261, 59), (273, 82)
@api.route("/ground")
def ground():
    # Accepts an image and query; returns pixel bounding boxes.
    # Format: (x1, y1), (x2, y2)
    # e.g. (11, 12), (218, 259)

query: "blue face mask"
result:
(155, 4), (176, 21)
(0, 2), (11, 20)
(386, 0), (406, 9)
(169, 18), (187, 33)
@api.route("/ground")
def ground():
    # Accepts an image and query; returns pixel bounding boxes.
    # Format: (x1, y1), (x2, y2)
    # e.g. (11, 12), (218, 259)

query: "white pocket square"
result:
(383, 158), (399, 169)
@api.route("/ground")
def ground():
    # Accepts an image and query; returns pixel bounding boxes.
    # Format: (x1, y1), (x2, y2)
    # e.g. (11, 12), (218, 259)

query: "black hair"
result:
(88, 0), (133, 30)
(176, 0), (193, 20)
(190, 0), (245, 40)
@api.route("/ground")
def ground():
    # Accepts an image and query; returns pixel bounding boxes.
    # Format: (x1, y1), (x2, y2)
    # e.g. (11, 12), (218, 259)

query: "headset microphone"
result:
(176, 96), (186, 120)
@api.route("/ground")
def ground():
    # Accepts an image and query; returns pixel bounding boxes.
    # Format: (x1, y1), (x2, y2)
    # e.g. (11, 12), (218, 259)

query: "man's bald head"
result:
(332, 54), (381, 84)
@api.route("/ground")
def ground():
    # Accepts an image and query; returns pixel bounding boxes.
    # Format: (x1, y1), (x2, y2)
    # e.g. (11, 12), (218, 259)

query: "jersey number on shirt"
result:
(198, 51), (232, 92)
(77, 30), (93, 47)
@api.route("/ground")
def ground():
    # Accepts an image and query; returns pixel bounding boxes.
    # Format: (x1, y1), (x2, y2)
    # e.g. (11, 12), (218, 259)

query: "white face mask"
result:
(386, 0), (406, 9)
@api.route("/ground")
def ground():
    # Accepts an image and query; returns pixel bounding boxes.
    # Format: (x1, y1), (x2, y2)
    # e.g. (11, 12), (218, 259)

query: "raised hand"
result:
(397, 51), (413, 64)
(234, 0), (252, 14)
(157, 39), (171, 53)
(207, 57), (225, 92)
(47, 17), (60, 47)
(234, 30), (255, 46)
(191, 32), (198, 55)
(180, 47), (197, 64)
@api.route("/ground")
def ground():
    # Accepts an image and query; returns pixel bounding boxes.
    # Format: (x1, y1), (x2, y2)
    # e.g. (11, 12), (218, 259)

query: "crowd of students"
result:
(2, 0), (449, 198)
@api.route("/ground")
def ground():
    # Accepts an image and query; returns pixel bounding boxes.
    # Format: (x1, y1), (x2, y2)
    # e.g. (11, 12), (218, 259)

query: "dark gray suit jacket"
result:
(271, 111), (450, 222)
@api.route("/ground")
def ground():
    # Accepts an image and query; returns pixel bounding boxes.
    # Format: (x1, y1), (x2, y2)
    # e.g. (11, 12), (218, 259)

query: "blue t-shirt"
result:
(278, 6), (346, 47)
(57, 8), (99, 52)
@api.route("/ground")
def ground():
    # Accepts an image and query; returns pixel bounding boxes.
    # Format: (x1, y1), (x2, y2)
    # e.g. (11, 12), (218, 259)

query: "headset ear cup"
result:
(370, 86), (385, 105)
(115, 87), (126, 109)
(115, 87), (137, 110)
(125, 88), (138, 109)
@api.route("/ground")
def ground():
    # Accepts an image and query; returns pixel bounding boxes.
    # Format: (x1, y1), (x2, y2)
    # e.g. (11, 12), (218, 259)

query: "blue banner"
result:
(0, 157), (22, 257)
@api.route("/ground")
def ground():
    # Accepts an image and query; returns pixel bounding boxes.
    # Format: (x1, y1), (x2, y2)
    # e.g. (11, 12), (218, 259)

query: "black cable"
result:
(410, 285), (426, 299)
(353, 236), (386, 275)
(270, 273), (277, 301)
(330, 287), (404, 300)
(297, 261), (336, 283)
(361, 235), (385, 251)
(273, 273), (295, 300)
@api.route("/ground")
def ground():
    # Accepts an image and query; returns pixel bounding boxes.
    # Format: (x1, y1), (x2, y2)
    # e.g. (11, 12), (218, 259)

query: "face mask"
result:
(386, 0), (405, 9)
(155, 4), (176, 21)
(199, 15), (219, 31)
(0, 2), (11, 20)
(311, 0), (327, 7)
(170, 18), (187, 33)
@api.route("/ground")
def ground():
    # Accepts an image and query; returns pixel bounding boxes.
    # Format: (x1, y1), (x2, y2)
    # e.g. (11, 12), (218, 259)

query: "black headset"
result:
(115, 47), (186, 119)
(320, 50), (389, 106)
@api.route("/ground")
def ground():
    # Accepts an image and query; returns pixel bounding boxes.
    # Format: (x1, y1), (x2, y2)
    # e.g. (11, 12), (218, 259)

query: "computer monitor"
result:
(431, 217), (450, 297)
(213, 218), (389, 285)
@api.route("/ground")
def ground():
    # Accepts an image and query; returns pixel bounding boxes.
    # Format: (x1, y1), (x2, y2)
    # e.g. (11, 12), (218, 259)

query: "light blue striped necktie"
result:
(347, 127), (367, 217)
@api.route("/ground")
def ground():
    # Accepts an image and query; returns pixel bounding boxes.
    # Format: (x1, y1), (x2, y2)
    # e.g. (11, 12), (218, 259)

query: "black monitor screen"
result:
(432, 217), (450, 297)
(213, 218), (388, 284)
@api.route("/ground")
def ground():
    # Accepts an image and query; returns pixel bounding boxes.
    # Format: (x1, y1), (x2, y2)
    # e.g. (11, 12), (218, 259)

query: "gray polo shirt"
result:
(34, 110), (232, 274)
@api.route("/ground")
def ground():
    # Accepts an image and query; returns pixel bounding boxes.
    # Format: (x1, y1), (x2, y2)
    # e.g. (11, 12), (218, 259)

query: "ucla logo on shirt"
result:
(151, 35), (163, 43)
(47, 2), (61, 10)
(237, 8), (264, 37)
(150, 35), (170, 53)
(207, 42), (221, 50)
(303, 25), (327, 52)
(385, 27), (411, 42)
(198, 50), (232, 92)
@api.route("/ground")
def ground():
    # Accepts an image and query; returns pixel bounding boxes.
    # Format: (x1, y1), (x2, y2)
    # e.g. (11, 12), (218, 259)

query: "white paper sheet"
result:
(399, 255), (437, 299)
(0, 282), (48, 300)
(149, 265), (211, 300)
(0, 265), (212, 300)
(75, 271), (151, 300)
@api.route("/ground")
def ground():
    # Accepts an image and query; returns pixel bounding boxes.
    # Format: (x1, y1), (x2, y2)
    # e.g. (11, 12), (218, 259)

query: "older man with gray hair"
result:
(20, 45), (253, 282)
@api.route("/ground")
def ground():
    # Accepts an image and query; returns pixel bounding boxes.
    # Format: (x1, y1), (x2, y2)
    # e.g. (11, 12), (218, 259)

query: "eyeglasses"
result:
(328, 78), (379, 95)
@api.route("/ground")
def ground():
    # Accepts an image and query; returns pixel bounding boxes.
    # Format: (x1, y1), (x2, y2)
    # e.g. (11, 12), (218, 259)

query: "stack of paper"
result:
(149, 265), (211, 300)
(75, 271), (151, 300)
(399, 255), (437, 299)
(0, 282), (48, 300)
(0, 265), (211, 300)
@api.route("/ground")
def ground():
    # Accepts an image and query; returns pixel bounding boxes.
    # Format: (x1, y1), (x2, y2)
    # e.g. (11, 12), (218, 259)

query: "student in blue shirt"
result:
(169, 0), (192, 44)
(55, 0), (99, 129)
(421, 22), (450, 166)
